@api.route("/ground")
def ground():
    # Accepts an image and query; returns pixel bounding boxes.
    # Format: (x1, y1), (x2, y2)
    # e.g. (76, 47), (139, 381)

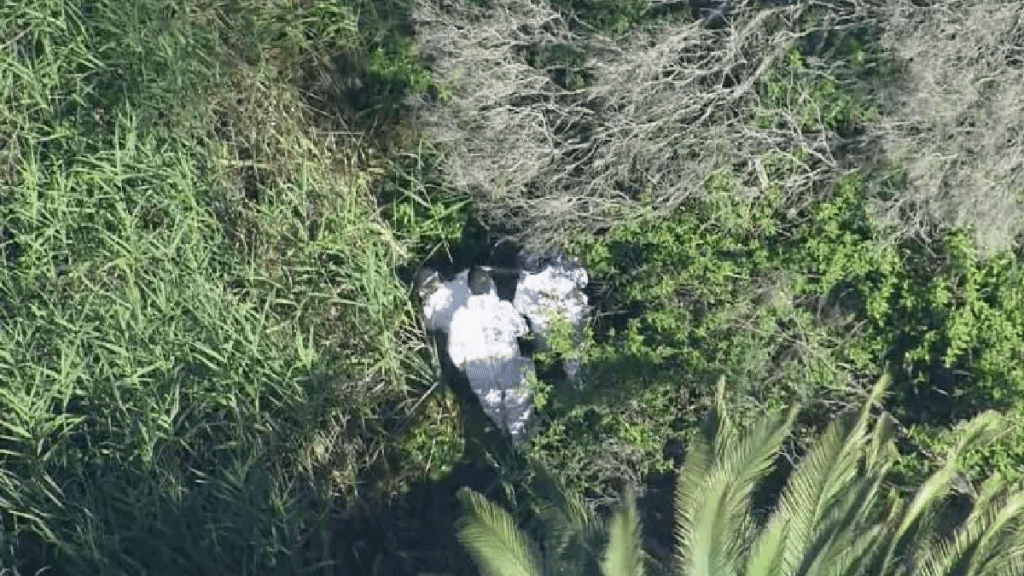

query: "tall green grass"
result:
(0, 0), (441, 573)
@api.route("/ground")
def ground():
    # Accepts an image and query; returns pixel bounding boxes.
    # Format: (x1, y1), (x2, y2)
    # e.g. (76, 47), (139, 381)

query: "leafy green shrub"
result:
(753, 47), (879, 135)
(525, 167), (879, 499)
(875, 231), (1024, 485)
(397, 387), (466, 483)
(524, 158), (1024, 500)
(547, 0), (651, 35)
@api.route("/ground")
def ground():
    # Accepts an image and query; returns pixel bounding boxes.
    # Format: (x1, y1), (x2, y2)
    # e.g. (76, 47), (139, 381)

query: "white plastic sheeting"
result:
(513, 265), (588, 353)
(421, 270), (471, 333)
(419, 260), (589, 444)
(447, 286), (535, 441)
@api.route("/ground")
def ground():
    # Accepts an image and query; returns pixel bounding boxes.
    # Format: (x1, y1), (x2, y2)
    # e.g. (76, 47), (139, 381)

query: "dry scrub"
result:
(407, 0), (878, 252)
(409, 0), (1024, 257)
(871, 0), (1024, 256)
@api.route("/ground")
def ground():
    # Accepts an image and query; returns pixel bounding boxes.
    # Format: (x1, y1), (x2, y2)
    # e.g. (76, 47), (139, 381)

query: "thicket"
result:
(0, 0), (451, 573)
(529, 160), (1024, 502)
(403, 0), (1024, 509)
(3, 0), (1024, 574)
(408, 0), (1024, 254)
(406, 0), (876, 254)
(871, 0), (1024, 256)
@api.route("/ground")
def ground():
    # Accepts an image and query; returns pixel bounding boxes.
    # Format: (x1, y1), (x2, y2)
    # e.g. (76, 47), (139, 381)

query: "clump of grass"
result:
(0, 0), (446, 573)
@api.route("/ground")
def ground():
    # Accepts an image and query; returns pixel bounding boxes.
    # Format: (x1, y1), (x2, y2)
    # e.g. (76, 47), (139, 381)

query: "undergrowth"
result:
(519, 20), (1024, 502)
(530, 159), (1024, 502)
(0, 0), (447, 573)
(5, 0), (1024, 573)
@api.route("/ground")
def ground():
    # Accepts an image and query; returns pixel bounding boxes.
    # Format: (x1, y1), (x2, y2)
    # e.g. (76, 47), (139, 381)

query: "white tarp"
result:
(513, 265), (588, 353)
(421, 270), (471, 333)
(419, 258), (588, 444)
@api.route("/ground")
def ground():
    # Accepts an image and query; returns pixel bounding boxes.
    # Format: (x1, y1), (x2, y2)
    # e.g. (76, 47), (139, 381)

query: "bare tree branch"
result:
(871, 0), (1024, 256)
(408, 0), (861, 253)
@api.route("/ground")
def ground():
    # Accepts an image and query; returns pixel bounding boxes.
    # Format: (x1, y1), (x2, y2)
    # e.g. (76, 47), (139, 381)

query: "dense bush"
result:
(5, 0), (1024, 573)
(524, 161), (1024, 501)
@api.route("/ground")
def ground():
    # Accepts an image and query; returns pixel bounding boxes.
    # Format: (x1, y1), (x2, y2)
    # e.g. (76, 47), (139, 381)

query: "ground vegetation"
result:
(3, 0), (1024, 574)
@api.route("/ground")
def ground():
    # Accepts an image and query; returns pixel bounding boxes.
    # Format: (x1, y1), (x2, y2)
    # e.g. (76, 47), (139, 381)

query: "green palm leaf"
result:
(456, 487), (545, 576)
(870, 410), (1004, 576)
(449, 374), (1024, 576)
(743, 516), (790, 576)
(915, 489), (1024, 576)
(675, 377), (796, 576)
(528, 462), (606, 576)
(602, 487), (645, 576)
(768, 375), (890, 575)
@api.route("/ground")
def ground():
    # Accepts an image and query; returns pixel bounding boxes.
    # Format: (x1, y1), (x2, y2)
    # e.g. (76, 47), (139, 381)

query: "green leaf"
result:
(456, 488), (545, 576)
(676, 378), (795, 576)
(602, 488), (644, 576)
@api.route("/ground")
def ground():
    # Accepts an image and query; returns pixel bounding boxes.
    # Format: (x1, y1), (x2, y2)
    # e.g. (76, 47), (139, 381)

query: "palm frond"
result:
(820, 523), (887, 576)
(456, 487), (545, 576)
(527, 462), (606, 576)
(673, 376), (719, 576)
(674, 377), (728, 554)
(768, 409), (861, 574)
(917, 490), (1024, 576)
(993, 552), (1024, 576)
(865, 410), (899, 474)
(711, 375), (740, 462)
(878, 456), (958, 576)
(743, 517), (790, 576)
(675, 377), (795, 576)
(976, 511), (1024, 576)
(778, 467), (885, 576)
(674, 424), (713, 573)
(762, 375), (889, 574)
(872, 411), (1004, 576)
(602, 487), (645, 576)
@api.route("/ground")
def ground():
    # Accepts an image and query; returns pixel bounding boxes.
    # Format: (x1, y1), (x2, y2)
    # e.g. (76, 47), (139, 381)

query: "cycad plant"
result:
(454, 375), (1024, 576)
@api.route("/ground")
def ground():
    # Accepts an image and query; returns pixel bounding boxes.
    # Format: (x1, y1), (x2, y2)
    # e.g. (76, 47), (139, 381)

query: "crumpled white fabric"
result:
(422, 274), (535, 443)
(447, 289), (535, 442)
(419, 261), (589, 443)
(421, 270), (470, 333)
(513, 265), (589, 366)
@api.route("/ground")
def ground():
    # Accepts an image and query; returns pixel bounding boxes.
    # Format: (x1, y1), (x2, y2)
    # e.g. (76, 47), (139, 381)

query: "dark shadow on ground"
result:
(331, 363), (546, 576)
(328, 461), (498, 576)
(293, 0), (442, 150)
